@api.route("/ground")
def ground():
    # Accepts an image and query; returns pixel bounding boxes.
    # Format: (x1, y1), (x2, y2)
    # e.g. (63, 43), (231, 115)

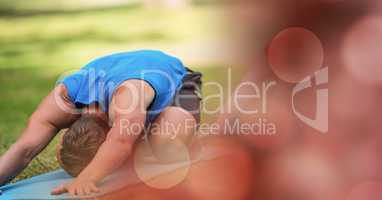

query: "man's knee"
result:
(150, 106), (197, 144)
(148, 107), (197, 162)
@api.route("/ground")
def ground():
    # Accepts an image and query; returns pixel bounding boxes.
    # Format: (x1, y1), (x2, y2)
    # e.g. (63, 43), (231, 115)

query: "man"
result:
(0, 50), (202, 196)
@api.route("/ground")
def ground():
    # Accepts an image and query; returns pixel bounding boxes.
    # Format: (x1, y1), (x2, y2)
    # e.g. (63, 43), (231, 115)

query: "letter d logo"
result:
(292, 67), (328, 133)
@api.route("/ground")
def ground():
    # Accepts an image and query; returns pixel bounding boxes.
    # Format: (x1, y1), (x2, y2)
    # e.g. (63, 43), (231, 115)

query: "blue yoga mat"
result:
(0, 146), (219, 200)
(0, 169), (103, 200)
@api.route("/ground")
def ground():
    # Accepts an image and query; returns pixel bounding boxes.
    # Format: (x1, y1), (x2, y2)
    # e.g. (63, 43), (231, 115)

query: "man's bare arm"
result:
(80, 80), (154, 182)
(52, 80), (154, 196)
(0, 85), (79, 185)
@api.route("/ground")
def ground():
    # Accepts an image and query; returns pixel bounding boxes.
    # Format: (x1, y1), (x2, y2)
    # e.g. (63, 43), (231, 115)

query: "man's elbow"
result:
(108, 135), (134, 154)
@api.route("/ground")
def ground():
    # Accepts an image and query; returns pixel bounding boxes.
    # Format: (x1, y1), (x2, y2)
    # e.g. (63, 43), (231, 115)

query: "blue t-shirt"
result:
(60, 50), (187, 122)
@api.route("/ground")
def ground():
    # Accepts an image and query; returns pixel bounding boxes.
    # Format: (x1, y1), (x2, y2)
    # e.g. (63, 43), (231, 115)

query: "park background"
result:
(2, 1), (382, 199)
(0, 0), (240, 181)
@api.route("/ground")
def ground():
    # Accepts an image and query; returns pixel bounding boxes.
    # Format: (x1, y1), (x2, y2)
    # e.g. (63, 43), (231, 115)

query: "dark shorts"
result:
(170, 68), (202, 124)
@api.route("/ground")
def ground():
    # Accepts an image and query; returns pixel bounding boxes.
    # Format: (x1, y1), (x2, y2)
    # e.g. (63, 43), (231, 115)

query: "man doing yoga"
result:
(0, 50), (202, 196)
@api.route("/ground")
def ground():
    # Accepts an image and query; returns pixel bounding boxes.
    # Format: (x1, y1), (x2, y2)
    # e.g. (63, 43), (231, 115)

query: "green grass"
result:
(0, 3), (221, 70)
(0, 4), (229, 181)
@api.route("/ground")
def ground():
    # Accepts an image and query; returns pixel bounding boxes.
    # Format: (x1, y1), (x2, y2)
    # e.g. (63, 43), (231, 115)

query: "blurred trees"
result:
(143, 0), (190, 8)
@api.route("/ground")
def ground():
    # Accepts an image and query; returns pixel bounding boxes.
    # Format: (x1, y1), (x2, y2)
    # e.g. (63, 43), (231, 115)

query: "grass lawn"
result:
(0, 3), (239, 181)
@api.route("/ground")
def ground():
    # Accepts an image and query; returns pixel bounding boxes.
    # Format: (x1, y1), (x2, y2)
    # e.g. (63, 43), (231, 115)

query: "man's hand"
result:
(51, 177), (100, 196)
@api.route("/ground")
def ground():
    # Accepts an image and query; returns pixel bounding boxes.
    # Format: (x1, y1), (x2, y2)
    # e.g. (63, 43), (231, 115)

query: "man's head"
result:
(57, 115), (110, 177)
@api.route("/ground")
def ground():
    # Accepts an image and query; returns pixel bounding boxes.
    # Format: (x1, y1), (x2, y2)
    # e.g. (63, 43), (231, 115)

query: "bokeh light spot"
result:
(268, 27), (324, 83)
(133, 140), (191, 189)
(343, 16), (382, 85)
